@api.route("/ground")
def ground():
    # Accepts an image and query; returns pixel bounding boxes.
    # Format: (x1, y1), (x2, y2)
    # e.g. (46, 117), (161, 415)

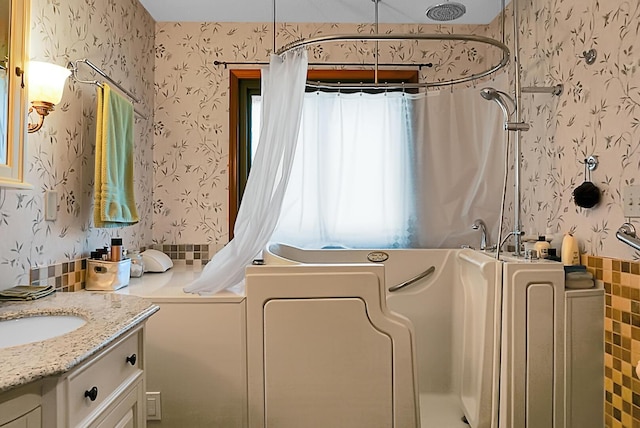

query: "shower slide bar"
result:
(67, 59), (147, 119)
(617, 223), (640, 252)
(388, 265), (436, 292)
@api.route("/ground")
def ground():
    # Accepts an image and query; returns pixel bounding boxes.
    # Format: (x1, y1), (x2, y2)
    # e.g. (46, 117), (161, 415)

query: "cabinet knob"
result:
(126, 353), (137, 366)
(84, 386), (98, 401)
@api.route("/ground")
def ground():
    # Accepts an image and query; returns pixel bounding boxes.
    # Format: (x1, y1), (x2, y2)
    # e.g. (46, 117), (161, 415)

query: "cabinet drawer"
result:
(89, 379), (143, 428)
(66, 329), (142, 427)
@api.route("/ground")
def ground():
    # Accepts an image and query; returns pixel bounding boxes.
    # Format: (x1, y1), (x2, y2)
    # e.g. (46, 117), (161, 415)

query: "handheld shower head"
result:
(479, 87), (516, 120)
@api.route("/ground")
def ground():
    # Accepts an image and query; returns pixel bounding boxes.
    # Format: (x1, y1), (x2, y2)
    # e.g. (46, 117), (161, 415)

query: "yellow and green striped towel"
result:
(94, 83), (139, 228)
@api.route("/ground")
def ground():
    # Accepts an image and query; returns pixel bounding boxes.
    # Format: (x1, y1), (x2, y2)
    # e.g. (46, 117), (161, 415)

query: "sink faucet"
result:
(471, 219), (490, 251)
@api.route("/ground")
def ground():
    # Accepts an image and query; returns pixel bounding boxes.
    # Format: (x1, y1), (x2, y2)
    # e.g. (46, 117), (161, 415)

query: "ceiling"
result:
(138, 0), (509, 25)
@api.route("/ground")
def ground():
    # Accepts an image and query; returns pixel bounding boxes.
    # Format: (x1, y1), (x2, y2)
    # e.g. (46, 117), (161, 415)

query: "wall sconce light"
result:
(27, 61), (71, 133)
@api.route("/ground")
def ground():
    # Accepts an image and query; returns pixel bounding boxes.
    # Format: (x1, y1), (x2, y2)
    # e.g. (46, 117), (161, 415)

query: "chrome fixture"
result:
(617, 223), (640, 252)
(425, 1), (466, 21)
(498, 230), (524, 252)
(578, 49), (597, 65)
(585, 155), (598, 171)
(522, 84), (564, 96)
(389, 266), (436, 292)
(479, 87), (515, 119)
(479, 87), (530, 132)
(471, 219), (490, 251)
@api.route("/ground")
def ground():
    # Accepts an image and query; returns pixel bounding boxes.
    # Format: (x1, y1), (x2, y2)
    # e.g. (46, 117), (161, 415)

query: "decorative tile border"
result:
(29, 259), (86, 292)
(150, 244), (210, 266)
(27, 244), (210, 293)
(584, 254), (640, 428)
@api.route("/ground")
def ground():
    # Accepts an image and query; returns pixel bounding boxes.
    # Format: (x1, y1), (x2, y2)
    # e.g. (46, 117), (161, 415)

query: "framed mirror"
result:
(0, 0), (29, 188)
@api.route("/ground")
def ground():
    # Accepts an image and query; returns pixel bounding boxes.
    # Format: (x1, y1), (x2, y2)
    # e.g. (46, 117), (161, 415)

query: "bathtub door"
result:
(245, 264), (420, 428)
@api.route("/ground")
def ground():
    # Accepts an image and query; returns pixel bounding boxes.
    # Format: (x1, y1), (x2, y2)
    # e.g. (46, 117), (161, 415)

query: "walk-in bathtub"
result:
(248, 243), (503, 428)
(120, 243), (599, 428)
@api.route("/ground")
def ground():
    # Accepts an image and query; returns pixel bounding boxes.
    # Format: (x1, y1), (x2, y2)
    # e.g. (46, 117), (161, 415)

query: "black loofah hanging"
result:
(573, 181), (601, 208)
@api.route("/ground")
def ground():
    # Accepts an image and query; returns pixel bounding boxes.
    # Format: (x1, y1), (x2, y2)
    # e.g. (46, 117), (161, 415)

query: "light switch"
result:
(45, 191), (58, 221)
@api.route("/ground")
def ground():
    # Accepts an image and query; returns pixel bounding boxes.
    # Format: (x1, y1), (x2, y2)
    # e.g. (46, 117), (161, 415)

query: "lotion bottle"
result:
(534, 236), (551, 259)
(561, 233), (580, 266)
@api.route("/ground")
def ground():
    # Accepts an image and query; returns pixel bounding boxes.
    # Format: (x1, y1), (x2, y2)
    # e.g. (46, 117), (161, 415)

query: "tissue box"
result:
(86, 259), (131, 291)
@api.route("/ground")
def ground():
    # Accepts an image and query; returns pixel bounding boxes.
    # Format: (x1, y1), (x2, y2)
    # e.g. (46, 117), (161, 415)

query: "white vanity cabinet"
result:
(0, 325), (147, 428)
(42, 326), (146, 428)
(0, 383), (42, 428)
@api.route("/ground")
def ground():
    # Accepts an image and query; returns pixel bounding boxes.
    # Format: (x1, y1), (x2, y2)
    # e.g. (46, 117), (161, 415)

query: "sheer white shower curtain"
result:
(184, 50), (308, 295)
(272, 75), (507, 250)
(411, 76), (507, 248)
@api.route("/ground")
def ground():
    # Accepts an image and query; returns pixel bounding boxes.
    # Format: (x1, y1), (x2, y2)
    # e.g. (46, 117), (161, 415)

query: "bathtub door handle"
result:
(388, 266), (436, 292)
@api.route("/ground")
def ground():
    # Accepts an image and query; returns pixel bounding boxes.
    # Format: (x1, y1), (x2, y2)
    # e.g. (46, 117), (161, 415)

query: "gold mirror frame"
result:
(0, 0), (30, 188)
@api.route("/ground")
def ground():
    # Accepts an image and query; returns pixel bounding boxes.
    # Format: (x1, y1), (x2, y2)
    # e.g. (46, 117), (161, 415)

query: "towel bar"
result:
(68, 58), (147, 119)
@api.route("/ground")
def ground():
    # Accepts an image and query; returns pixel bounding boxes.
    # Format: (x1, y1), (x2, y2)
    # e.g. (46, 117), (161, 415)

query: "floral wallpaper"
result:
(1, 0), (637, 290)
(152, 20), (503, 248)
(517, 0), (640, 260)
(0, 0), (154, 288)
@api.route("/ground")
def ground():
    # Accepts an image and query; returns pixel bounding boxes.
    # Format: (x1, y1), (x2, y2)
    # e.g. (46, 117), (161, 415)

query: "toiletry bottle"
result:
(561, 233), (580, 266)
(534, 236), (550, 259)
(129, 250), (144, 278)
(111, 238), (123, 262)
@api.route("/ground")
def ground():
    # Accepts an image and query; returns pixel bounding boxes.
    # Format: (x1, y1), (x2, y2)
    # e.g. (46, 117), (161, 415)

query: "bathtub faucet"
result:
(471, 219), (490, 251)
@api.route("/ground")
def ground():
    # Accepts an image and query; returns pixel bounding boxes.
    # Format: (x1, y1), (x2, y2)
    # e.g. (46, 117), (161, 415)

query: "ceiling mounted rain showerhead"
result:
(425, 1), (466, 21)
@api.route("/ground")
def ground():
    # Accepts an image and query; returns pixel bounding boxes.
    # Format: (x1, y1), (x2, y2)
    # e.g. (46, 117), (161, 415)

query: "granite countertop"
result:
(0, 292), (159, 392)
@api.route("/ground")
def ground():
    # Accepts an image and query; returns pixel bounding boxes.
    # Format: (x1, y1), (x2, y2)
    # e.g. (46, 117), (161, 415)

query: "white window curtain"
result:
(271, 91), (416, 248)
(184, 49), (308, 295)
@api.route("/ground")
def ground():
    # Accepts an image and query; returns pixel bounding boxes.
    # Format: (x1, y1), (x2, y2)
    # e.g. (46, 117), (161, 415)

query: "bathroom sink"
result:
(0, 315), (87, 348)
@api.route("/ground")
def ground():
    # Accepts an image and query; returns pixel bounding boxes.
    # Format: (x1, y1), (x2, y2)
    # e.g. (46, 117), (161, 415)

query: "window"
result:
(229, 69), (418, 247)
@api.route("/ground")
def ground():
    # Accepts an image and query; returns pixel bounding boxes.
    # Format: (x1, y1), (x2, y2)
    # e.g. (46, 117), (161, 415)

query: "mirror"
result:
(0, 0), (29, 187)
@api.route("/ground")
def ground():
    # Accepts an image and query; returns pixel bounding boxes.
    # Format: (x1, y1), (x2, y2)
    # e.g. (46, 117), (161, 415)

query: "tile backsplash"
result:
(150, 244), (210, 266)
(28, 244), (210, 291)
(585, 254), (640, 428)
(29, 259), (86, 292)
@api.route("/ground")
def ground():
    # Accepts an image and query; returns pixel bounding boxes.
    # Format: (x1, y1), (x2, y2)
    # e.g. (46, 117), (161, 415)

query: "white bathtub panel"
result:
(526, 284), (555, 428)
(457, 250), (501, 428)
(564, 287), (605, 428)
(144, 301), (247, 428)
(387, 250), (458, 393)
(246, 265), (420, 428)
(263, 298), (393, 428)
(500, 262), (565, 428)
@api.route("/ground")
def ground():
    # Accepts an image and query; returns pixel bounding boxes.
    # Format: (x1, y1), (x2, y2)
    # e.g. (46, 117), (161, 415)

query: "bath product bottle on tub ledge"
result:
(533, 236), (551, 259)
(561, 233), (580, 266)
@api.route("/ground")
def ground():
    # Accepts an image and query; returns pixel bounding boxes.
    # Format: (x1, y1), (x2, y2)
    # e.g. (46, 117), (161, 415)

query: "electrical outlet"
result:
(623, 185), (640, 217)
(146, 392), (162, 421)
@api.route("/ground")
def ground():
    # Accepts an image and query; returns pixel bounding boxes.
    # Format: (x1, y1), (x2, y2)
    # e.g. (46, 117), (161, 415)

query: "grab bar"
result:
(388, 266), (436, 292)
(617, 223), (640, 251)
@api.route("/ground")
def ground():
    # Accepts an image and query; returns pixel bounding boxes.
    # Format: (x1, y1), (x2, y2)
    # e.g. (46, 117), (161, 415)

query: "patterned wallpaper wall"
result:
(517, 1), (640, 260)
(0, 0), (154, 288)
(152, 21), (503, 248)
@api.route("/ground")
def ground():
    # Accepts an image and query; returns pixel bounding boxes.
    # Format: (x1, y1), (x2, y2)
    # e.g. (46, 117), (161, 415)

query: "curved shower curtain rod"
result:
(274, 33), (510, 90)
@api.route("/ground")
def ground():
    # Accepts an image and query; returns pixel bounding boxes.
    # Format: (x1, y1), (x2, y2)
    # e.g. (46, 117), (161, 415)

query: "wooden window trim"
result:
(228, 69), (418, 239)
